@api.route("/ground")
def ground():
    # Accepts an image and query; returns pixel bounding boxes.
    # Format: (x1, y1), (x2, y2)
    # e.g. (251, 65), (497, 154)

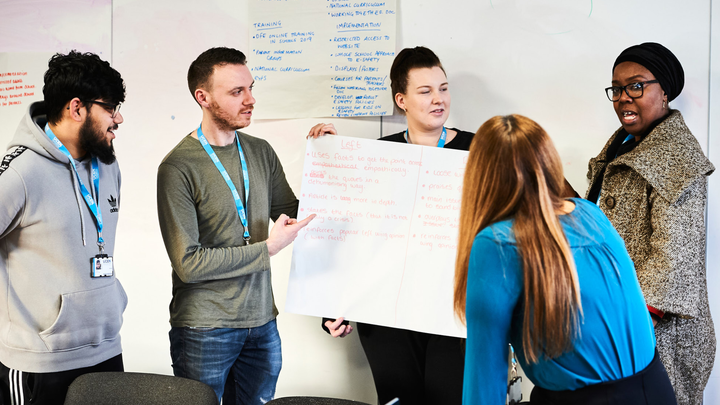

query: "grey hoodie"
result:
(0, 101), (127, 373)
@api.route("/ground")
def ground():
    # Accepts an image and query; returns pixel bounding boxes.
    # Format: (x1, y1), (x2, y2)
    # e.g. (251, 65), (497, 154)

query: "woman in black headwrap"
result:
(586, 42), (716, 405)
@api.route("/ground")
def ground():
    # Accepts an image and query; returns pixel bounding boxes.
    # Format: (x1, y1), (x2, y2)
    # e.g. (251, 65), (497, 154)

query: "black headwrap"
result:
(613, 42), (684, 102)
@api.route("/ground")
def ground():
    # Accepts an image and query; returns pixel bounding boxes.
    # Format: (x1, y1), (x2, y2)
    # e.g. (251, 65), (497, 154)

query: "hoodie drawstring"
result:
(70, 164), (87, 246)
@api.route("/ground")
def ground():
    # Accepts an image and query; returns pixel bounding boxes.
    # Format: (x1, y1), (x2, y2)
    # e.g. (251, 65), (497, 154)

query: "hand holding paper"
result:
(325, 317), (354, 338)
(307, 123), (337, 139)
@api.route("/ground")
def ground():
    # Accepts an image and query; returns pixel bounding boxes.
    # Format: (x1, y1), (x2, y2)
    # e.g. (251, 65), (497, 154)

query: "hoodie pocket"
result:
(39, 280), (128, 351)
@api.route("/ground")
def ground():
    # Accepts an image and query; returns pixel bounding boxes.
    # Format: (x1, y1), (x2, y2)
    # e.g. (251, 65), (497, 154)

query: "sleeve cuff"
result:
(647, 305), (665, 319)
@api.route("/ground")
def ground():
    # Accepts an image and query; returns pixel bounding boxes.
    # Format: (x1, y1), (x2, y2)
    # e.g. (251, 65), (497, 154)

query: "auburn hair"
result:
(453, 114), (582, 363)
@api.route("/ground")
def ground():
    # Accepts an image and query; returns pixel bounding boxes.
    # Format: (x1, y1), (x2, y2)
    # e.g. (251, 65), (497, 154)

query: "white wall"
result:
(2, 0), (720, 403)
(704, 0), (720, 403)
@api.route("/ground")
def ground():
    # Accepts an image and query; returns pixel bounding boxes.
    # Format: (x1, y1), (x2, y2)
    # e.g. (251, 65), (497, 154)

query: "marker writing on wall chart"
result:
(0, 71), (33, 107)
(249, 0), (397, 119)
(328, 2), (394, 118)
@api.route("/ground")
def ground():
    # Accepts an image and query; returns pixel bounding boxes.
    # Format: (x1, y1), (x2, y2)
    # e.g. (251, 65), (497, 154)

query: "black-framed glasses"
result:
(85, 100), (122, 118)
(605, 80), (659, 102)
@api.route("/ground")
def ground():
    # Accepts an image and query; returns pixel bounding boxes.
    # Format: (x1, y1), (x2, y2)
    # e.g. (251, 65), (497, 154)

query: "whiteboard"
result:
(380, 0), (710, 190)
(705, 0), (720, 403)
(1, 0), (718, 402)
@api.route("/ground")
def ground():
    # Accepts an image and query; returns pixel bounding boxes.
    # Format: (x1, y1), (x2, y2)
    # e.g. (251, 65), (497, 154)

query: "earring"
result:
(663, 100), (667, 109)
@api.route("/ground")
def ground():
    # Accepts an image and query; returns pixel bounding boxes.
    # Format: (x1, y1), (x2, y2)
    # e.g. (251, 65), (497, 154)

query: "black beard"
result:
(79, 118), (116, 165)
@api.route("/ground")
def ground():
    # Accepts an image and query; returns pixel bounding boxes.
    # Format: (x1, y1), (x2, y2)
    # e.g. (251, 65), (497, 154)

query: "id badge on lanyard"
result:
(92, 255), (114, 277)
(45, 124), (114, 277)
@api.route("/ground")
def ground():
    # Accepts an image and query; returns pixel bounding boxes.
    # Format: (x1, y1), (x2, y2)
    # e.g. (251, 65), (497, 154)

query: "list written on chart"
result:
(0, 71), (34, 108)
(287, 136), (468, 338)
(0, 52), (54, 145)
(249, 0), (396, 119)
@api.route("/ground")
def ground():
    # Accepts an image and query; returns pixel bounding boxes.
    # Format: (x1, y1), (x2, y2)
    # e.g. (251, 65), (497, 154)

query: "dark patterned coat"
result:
(586, 110), (715, 405)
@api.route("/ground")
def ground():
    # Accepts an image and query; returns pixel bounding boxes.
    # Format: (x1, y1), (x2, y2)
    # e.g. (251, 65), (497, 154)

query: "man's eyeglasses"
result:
(86, 100), (122, 118)
(605, 80), (659, 102)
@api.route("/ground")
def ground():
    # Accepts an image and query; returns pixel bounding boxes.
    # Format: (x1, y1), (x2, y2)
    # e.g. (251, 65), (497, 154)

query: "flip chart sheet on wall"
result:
(287, 136), (468, 338)
(0, 53), (54, 147)
(249, 0), (396, 119)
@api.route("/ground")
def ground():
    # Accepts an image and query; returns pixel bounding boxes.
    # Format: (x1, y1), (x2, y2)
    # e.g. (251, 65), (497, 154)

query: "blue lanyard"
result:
(614, 134), (635, 158)
(44, 124), (104, 249)
(197, 124), (251, 243)
(404, 127), (447, 148)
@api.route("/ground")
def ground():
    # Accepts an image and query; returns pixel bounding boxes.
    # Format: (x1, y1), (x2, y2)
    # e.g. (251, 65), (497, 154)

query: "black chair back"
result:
(267, 397), (371, 405)
(63, 372), (218, 405)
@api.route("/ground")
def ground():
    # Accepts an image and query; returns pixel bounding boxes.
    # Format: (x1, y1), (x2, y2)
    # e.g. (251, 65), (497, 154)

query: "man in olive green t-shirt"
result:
(157, 47), (314, 405)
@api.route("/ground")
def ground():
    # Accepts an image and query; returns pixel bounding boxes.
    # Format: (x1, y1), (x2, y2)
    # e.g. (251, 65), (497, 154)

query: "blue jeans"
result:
(169, 319), (282, 405)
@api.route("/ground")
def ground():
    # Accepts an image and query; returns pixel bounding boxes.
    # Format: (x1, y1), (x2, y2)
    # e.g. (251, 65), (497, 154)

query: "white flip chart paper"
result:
(287, 135), (468, 338)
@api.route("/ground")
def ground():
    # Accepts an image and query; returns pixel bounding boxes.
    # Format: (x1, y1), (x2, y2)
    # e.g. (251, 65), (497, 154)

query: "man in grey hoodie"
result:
(0, 51), (127, 405)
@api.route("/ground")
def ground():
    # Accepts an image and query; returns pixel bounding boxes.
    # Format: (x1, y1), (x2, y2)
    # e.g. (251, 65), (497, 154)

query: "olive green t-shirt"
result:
(157, 132), (298, 328)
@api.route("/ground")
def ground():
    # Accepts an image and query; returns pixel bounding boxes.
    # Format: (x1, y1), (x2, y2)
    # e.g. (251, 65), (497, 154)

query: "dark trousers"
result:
(530, 349), (676, 405)
(357, 323), (464, 405)
(0, 354), (123, 405)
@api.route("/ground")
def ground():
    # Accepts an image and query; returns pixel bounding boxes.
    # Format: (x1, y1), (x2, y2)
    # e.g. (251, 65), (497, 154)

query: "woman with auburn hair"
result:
(308, 49), (579, 404)
(455, 115), (675, 404)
